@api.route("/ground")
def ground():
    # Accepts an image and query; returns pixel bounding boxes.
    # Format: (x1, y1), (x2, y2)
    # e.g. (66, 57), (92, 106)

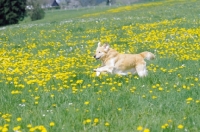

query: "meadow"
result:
(0, 0), (200, 131)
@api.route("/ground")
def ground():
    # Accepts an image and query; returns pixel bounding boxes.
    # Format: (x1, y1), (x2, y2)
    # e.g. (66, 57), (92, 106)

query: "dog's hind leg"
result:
(136, 62), (147, 77)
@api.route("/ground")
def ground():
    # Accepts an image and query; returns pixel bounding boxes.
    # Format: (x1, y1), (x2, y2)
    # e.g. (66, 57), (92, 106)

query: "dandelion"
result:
(27, 124), (32, 128)
(34, 96), (40, 100)
(84, 101), (90, 105)
(118, 108), (122, 111)
(52, 104), (57, 107)
(5, 118), (10, 122)
(177, 124), (184, 129)
(168, 120), (172, 123)
(13, 126), (21, 131)
(86, 119), (91, 123)
(156, 84), (160, 87)
(118, 83), (122, 86)
(105, 122), (110, 126)
(161, 125), (166, 129)
(2, 127), (8, 132)
(158, 87), (163, 91)
(186, 97), (193, 101)
(137, 126), (143, 131)
(152, 96), (157, 99)
(50, 122), (55, 127)
(17, 117), (22, 122)
(143, 128), (150, 132)
(94, 118), (99, 123)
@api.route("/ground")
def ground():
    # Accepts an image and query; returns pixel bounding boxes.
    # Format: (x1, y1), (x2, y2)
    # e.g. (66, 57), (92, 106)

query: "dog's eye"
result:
(99, 51), (101, 53)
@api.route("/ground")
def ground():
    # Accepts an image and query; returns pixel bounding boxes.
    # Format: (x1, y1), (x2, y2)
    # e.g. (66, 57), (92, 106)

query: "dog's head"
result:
(94, 42), (110, 60)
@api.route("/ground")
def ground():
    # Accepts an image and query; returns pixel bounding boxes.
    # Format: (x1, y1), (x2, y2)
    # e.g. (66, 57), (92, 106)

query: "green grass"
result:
(0, 0), (200, 132)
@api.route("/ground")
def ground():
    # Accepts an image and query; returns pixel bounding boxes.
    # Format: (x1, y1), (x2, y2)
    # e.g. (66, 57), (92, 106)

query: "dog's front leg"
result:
(94, 66), (113, 76)
(96, 71), (101, 76)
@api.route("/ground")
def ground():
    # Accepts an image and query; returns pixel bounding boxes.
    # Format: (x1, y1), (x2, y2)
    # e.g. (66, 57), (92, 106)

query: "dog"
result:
(93, 42), (155, 77)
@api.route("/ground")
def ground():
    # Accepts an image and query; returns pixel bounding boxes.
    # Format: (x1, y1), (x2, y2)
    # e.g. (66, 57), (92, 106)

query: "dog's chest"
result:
(104, 58), (116, 66)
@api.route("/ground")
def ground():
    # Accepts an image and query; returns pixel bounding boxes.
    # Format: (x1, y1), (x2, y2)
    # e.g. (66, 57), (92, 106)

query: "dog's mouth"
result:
(95, 57), (101, 60)
(94, 55), (101, 60)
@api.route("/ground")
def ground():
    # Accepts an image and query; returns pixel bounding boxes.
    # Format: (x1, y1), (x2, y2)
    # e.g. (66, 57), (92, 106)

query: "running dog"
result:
(93, 42), (155, 77)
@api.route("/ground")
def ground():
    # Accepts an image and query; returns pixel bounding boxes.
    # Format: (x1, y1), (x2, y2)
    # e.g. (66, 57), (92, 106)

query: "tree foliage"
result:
(0, 0), (26, 26)
(27, 0), (45, 21)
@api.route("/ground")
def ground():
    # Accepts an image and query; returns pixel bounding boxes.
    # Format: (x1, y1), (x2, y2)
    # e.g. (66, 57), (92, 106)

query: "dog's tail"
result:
(140, 51), (155, 60)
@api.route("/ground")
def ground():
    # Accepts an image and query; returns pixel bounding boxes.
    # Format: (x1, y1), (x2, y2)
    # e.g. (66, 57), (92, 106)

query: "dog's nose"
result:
(93, 55), (96, 58)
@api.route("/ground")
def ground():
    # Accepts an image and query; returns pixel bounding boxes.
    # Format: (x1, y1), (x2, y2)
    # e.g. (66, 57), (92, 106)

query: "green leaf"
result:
(12, 1), (17, 6)
(4, 7), (9, 13)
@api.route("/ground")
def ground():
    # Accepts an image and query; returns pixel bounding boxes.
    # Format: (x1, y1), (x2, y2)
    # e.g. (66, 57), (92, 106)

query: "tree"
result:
(0, 0), (27, 26)
(106, 0), (111, 6)
(27, 0), (45, 21)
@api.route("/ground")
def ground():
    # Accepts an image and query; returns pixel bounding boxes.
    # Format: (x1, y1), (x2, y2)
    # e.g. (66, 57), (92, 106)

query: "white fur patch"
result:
(96, 71), (101, 76)
(137, 70), (148, 77)
(109, 58), (115, 67)
(113, 68), (136, 75)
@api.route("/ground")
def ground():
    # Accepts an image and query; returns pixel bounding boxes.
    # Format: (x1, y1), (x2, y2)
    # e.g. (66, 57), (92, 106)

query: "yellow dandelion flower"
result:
(118, 83), (122, 86)
(118, 108), (122, 111)
(50, 122), (55, 127)
(143, 128), (150, 132)
(27, 124), (32, 128)
(94, 118), (99, 123)
(86, 119), (91, 123)
(2, 127), (8, 132)
(13, 126), (21, 131)
(137, 126), (143, 131)
(17, 117), (22, 122)
(5, 118), (10, 122)
(186, 97), (193, 101)
(156, 84), (160, 87)
(84, 101), (90, 105)
(168, 120), (172, 123)
(105, 122), (110, 126)
(152, 96), (157, 99)
(158, 87), (163, 91)
(177, 124), (184, 129)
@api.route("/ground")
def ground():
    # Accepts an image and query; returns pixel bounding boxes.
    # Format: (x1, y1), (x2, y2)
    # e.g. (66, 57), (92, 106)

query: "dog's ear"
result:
(97, 42), (101, 47)
(103, 43), (109, 48)
(104, 44), (110, 52)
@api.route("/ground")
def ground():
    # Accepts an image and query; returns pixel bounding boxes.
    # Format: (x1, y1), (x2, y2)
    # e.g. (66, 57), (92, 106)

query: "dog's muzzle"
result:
(93, 55), (100, 60)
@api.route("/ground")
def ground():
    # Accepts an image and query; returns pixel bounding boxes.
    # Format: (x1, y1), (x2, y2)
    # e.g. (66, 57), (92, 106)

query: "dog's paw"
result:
(94, 68), (100, 72)
(96, 71), (101, 76)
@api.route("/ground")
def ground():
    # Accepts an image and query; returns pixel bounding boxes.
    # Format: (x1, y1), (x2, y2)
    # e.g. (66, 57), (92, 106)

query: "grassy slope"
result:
(0, 0), (200, 132)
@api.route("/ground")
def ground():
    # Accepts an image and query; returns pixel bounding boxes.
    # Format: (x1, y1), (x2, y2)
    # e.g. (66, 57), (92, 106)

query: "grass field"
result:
(0, 0), (200, 132)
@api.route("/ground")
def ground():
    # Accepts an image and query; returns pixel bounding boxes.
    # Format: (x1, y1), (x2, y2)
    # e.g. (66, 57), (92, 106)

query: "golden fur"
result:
(93, 42), (155, 77)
